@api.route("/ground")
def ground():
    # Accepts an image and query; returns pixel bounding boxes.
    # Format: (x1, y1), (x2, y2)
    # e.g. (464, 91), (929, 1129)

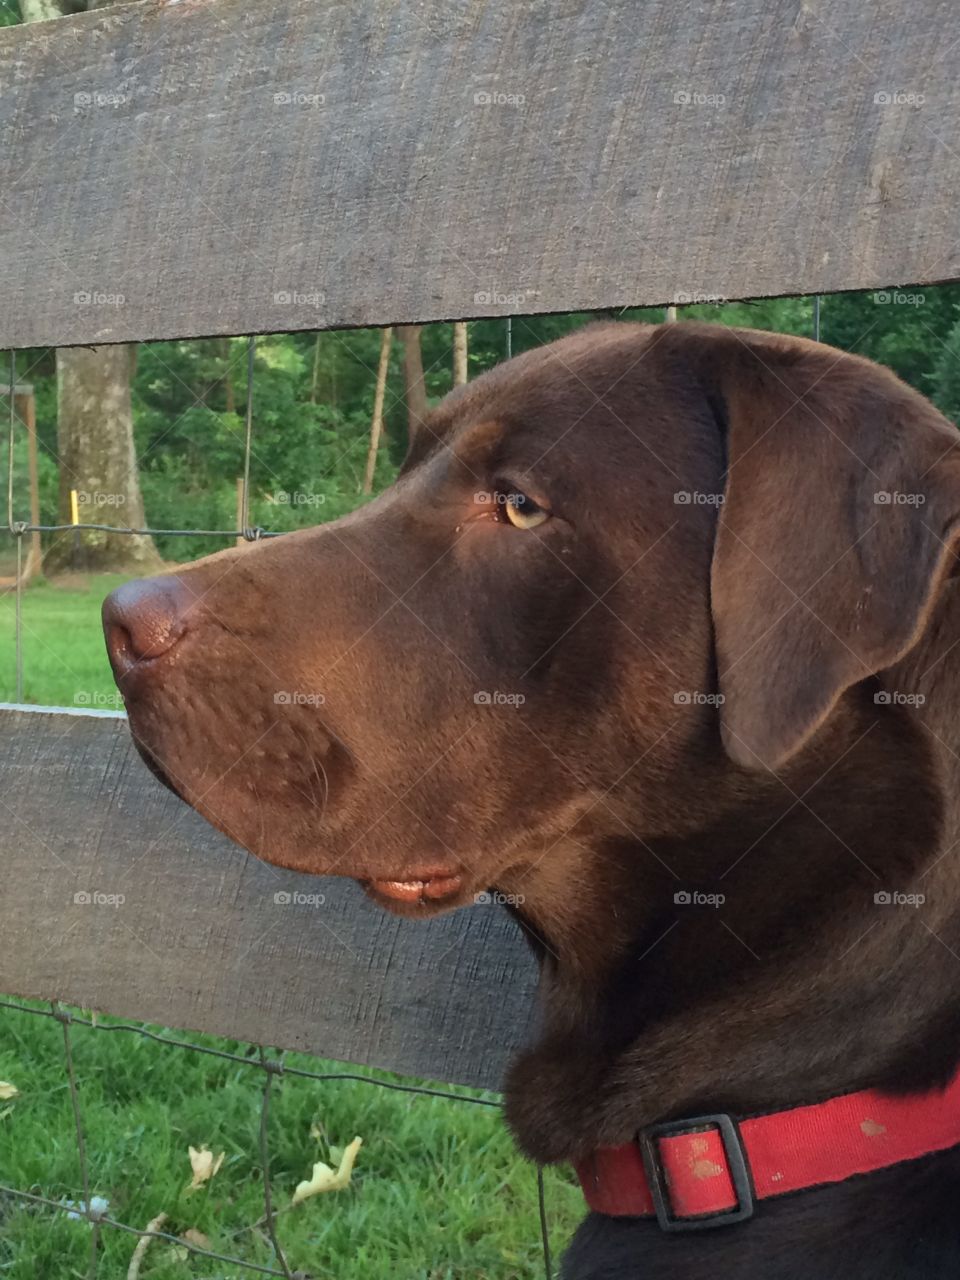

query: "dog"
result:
(103, 321), (960, 1278)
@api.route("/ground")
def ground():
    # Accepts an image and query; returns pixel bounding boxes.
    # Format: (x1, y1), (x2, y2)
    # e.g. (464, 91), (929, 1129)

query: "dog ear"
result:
(691, 326), (960, 771)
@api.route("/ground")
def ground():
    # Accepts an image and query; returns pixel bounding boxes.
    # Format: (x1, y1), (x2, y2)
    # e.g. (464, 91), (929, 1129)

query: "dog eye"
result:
(501, 491), (550, 530)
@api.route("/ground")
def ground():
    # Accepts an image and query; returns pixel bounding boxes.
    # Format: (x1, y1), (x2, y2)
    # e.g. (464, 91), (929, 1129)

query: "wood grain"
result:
(0, 705), (538, 1089)
(0, 0), (956, 347)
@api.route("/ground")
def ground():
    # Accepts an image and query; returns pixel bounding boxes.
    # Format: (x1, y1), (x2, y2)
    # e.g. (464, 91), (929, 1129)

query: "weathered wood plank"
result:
(0, 0), (957, 348)
(0, 706), (537, 1089)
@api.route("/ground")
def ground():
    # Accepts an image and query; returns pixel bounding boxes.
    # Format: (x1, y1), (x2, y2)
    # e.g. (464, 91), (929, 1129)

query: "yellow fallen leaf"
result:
(181, 1228), (210, 1249)
(292, 1136), (362, 1204)
(186, 1145), (224, 1191)
(0, 1083), (18, 1100)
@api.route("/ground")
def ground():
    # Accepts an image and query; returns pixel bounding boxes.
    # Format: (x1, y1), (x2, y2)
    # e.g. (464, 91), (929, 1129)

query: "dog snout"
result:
(102, 576), (192, 676)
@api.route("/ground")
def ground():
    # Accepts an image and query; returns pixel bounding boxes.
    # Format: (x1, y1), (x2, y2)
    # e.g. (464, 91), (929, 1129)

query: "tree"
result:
(45, 346), (163, 573)
(362, 328), (393, 494)
(452, 321), (468, 385)
(21, 0), (162, 574)
(396, 325), (428, 447)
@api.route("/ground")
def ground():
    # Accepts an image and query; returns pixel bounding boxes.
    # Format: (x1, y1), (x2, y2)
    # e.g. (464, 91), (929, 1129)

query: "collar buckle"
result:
(639, 1112), (755, 1232)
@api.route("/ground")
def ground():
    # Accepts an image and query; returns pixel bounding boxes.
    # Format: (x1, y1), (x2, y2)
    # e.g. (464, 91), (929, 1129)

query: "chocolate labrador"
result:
(103, 322), (960, 1278)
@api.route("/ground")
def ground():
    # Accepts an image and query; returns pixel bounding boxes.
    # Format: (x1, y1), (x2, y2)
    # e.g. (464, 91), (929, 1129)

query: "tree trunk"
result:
(453, 322), (468, 386)
(221, 338), (235, 414)
(310, 332), (322, 404)
(44, 346), (163, 575)
(363, 327), (393, 494)
(397, 324), (428, 447)
(19, 0), (75, 18)
(25, 0), (160, 575)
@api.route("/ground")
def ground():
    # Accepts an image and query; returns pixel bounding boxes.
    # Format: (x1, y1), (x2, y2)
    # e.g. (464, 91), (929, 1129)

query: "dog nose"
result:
(103, 576), (191, 673)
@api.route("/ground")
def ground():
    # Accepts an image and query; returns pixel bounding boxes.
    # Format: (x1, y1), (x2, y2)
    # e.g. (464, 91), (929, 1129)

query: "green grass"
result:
(0, 575), (581, 1278)
(0, 573), (130, 708)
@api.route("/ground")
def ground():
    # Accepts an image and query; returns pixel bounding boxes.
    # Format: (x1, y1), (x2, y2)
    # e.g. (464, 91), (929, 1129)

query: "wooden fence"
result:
(1, 0), (958, 1090)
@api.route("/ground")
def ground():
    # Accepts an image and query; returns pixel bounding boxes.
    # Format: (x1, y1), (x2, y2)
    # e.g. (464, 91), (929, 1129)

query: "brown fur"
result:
(104, 323), (960, 1277)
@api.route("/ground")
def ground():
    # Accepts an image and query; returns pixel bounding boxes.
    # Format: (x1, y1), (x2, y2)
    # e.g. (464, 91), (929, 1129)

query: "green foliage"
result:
(932, 309), (960, 426)
(7, 287), (960, 568)
(132, 337), (388, 556)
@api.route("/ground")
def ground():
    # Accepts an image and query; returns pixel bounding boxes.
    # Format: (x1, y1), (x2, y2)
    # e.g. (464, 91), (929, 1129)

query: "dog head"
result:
(103, 323), (960, 928)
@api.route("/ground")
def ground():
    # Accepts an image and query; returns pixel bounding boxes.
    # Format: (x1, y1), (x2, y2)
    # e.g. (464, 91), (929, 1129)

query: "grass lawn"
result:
(0, 573), (130, 708)
(0, 574), (582, 1278)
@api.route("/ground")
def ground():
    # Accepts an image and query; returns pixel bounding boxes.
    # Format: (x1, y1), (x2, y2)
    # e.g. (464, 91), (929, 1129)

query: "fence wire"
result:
(1, 329), (556, 1280)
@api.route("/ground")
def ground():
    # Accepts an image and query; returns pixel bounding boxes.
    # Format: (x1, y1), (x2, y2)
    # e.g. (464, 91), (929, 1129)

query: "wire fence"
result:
(0, 997), (547, 1280)
(0, 330), (556, 1279)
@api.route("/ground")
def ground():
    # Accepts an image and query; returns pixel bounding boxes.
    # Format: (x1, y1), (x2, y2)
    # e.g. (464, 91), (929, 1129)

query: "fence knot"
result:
(242, 526), (265, 542)
(260, 1056), (285, 1077)
(10, 520), (28, 537)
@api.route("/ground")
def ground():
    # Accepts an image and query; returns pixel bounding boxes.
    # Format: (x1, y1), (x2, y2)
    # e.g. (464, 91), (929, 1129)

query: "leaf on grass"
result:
(0, 1082), (18, 1100)
(186, 1145), (225, 1191)
(292, 1136), (362, 1204)
(181, 1228), (210, 1249)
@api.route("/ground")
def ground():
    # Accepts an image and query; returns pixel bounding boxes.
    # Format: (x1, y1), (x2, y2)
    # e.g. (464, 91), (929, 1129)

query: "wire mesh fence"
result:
(0, 997), (551, 1280)
(0, 329), (559, 1279)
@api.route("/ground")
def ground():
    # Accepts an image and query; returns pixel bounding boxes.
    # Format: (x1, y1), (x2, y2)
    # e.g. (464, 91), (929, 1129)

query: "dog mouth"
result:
(129, 734), (186, 803)
(362, 866), (466, 910)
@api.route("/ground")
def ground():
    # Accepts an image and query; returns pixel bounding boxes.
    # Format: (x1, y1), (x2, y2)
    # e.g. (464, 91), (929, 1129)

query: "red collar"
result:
(575, 1064), (960, 1231)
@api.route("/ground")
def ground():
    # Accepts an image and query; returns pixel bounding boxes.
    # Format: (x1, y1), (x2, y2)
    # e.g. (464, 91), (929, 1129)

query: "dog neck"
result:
(502, 586), (960, 1179)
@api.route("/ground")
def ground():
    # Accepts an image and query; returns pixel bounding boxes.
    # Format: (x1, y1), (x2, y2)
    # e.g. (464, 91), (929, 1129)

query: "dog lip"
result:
(366, 869), (464, 903)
